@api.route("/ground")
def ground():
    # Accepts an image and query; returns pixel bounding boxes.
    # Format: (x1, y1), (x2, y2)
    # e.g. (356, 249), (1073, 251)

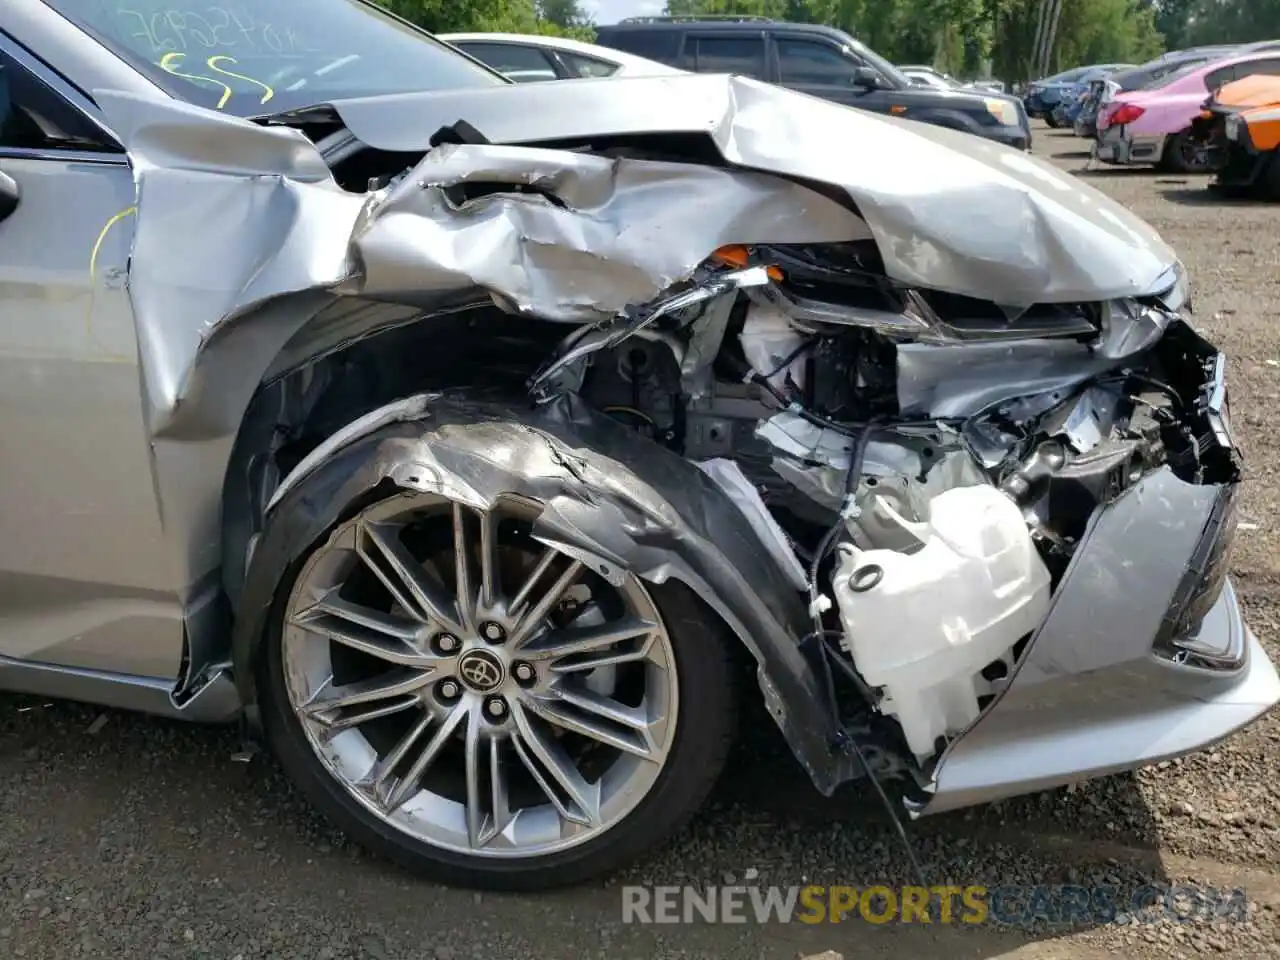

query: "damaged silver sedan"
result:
(1, 0), (1276, 890)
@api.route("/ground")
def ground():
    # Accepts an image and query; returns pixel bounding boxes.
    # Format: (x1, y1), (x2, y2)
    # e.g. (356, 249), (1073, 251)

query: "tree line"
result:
(376, 0), (1280, 83)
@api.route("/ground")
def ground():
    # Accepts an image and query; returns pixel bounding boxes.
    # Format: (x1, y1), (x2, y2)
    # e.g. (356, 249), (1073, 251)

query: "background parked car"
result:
(594, 17), (1032, 149)
(1074, 50), (1225, 137)
(1023, 64), (1129, 124)
(900, 65), (1008, 95)
(1047, 65), (1135, 128)
(1096, 51), (1280, 171)
(441, 32), (684, 81)
(1192, 73), (1280, 197)
(901, 65), (958, 90)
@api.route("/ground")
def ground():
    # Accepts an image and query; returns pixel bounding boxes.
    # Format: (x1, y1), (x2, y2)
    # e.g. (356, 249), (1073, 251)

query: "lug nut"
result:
(513, 662), (536, 685)
(480, 622), (506, 643)
(437, 680), (461, 701)
(485, 697), (507, 719)
(436, 634), (460, 654)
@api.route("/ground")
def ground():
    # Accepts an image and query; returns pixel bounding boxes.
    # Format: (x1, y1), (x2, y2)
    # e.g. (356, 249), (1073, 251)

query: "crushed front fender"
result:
(232, 393), (856, 794)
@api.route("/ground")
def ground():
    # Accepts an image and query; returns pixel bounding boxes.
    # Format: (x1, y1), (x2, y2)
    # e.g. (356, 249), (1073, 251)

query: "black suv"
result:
(595, 17), (1031, 150)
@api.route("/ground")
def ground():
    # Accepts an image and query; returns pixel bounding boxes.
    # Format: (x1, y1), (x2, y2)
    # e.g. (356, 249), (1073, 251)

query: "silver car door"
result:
(0, 40), (183, 681)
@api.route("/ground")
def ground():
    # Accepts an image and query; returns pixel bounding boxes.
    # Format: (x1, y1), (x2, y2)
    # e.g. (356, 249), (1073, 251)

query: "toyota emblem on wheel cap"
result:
(457, 650), (505, 692)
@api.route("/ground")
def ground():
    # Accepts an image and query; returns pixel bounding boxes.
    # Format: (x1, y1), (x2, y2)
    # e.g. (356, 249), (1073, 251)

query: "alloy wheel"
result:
(280, 494), (678, 858)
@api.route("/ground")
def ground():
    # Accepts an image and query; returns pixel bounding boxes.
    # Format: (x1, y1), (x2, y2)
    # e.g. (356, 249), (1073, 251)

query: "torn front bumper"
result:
(1214, 123), (1270, 188)
(1094, 126), (1166, 166)
(913, 468), (1280, 815)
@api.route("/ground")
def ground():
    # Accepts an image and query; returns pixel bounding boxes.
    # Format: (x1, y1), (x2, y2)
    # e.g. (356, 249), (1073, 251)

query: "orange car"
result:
(1191, 74), (1280, 198)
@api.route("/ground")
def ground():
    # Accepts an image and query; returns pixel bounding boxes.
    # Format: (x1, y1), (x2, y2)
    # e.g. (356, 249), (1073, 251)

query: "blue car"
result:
(1025, 64), (1134, 126)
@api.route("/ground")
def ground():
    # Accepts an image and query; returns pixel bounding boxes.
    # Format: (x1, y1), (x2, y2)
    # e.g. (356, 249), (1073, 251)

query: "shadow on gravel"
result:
(1073, 166), (1161, 179)
(0, 693), (1170, 960)
(1159, 186), (1271, 208)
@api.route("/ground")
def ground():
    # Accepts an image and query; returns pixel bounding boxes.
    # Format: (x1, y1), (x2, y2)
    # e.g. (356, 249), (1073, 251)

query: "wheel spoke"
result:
(521, 616), (656, 663)
(489, 737), (513, 841)
(478, 508), (501, 614)
(359, 519), (463, 633)
(292, 593), (438, 668)
(452, 503), (476, 628)
(509, 559), (585, 649)
(363, 712), (432, 797)
(507, 546), (558, 616)
(510, 702), (601, 827)
(527, 687), (659, 761)
(383, 704), (467, 812)
(462, 706), (514, 848)
(301, 670), (432, 738)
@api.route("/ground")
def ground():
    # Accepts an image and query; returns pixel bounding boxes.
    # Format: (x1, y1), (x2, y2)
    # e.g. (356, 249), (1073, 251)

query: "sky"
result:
(581, 0), (666, 24)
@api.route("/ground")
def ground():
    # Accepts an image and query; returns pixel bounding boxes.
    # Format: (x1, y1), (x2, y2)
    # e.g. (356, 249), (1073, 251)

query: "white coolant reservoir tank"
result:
(832, 484), (1052, 761)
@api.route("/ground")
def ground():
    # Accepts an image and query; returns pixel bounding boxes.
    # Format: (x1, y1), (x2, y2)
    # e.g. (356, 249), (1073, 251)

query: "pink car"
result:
(1096, 52), (1280, 171)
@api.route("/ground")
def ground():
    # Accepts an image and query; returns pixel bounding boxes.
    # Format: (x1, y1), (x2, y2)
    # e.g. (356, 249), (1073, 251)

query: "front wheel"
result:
(259, 490), (737, 889)
(1045, 112), (1062, 129)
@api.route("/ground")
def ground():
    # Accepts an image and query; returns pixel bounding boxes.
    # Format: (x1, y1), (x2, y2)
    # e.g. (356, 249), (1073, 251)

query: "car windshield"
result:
(43, 0), (507, 116)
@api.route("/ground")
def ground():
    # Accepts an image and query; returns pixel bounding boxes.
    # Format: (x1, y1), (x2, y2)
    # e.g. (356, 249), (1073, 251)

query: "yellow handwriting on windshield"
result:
(159, 51), (233, 108)
(206, 56), (275, 105)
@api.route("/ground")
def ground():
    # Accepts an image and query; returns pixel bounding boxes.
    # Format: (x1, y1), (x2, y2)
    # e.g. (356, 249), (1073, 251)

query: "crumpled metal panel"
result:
(96, 88), (860, 432)
(896, 339), (1125, 418)
(319, 73), (1176, 305)
(347, 143), (864, 322)
(233, 393), (855, 794)
(96, 92), (364, 434)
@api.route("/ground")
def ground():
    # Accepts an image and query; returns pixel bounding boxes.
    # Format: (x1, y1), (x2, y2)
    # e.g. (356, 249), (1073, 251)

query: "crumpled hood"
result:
(319, 73), (1175, 305)
(95, 74), (1180, 435)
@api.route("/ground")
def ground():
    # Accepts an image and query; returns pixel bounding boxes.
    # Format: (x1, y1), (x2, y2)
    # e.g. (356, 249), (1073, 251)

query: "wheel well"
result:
(219, 302), (569, 610)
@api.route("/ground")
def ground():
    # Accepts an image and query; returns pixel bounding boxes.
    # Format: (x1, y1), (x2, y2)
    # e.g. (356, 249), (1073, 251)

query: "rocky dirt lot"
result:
(2, 125), (1279, 960)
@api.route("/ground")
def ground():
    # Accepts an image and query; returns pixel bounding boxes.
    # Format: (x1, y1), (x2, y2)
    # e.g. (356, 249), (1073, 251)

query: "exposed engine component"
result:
(832, 483), (1052, 761)
(550, 246), (1240, 772)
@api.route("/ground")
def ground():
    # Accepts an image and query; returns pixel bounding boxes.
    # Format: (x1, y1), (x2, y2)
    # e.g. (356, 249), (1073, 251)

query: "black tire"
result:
(1262, 151), (1280, 201)
(1160, 130), (1209, 174)
(1045, 113), (1062, 129)
(258, 490), (737, 891)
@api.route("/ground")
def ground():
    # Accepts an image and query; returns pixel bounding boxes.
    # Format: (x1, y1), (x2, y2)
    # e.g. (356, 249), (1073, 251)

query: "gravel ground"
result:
(3, 124), (1280, 960)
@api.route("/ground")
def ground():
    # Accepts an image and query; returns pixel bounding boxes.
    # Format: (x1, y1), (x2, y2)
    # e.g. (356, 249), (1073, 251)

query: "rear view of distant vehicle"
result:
(1024, 64), (1131, 126)
(1193, 74), (1280, 197)
(1097, 52), (1280, 171)
(1048, 65), (1134, 128)
(1075, 52), (1220, 138)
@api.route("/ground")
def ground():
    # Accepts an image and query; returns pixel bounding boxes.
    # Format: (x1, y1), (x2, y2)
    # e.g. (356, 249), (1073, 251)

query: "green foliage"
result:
(374, 0), (593, 39)
(1177, 0), (1280, 47)
(376, 0), (1177, 86)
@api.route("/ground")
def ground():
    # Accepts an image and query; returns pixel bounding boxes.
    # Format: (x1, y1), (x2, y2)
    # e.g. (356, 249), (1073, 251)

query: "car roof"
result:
(597, 19), (848, 39)
(439, 32), (685, 75)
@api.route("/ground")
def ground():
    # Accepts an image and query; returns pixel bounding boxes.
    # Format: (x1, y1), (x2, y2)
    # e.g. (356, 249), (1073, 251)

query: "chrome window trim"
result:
(0, 146), (128, 164)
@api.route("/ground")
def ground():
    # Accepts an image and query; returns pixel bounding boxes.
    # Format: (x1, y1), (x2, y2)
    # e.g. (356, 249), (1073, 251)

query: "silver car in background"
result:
(0, 0), (1275, 890)
(440, 32), (684, 82)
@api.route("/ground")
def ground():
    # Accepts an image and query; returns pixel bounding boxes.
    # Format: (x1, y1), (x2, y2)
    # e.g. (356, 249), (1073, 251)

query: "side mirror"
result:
(852, 66), (881, 89)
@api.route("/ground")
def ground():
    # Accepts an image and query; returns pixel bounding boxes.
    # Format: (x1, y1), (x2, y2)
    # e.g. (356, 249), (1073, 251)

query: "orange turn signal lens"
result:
(711, 245), (783, 281)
